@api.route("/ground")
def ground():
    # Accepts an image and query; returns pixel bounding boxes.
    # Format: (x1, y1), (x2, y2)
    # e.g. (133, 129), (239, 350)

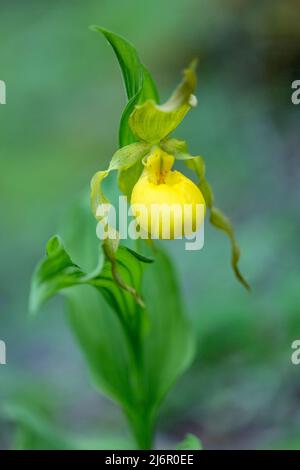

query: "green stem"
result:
(126, 408), (154, 450)
(123, 319), (155, 449)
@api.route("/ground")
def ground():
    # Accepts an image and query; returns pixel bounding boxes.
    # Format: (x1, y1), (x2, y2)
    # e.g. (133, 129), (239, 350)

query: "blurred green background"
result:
(1, 0), (300, 450)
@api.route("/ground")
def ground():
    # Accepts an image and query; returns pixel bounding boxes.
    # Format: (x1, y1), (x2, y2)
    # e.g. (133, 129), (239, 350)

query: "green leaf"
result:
(29, 213), (154, 413)
(92, 27), (141, 99)
(2, 400), (133, 450)
(141, 245), (195, 414)
(91, 26), (159, 147)
(126, 247), (154, 264)
(118, 65), (159, 148)
(30, 202), (194, 440)
(179, 154), (249, 289)
(65, 285), (139, 409)
(176, 433), (202, 450)
(129, 62), (197, 144)
(29, 235), (149, 317)
(29, 235), (83, 315)
(2, 401), (76, 450)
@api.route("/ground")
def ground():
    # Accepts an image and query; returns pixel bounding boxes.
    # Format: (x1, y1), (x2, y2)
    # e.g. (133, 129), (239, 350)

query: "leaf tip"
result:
(89, 24), (102, 33)
(46, 234), (62, 256)
(176, 433), (202, 450)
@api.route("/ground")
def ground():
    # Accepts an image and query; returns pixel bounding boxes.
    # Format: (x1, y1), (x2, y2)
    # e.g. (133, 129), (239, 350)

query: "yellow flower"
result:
(131, 148), (206, 239)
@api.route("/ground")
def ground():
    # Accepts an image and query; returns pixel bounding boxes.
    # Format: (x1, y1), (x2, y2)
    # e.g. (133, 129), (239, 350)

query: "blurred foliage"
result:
(1, 0), (300, 449)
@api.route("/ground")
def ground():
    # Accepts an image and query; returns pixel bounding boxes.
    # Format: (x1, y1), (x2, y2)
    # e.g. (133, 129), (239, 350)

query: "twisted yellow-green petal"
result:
(90, 142), (153, 306)
(173, 152), (250, 290)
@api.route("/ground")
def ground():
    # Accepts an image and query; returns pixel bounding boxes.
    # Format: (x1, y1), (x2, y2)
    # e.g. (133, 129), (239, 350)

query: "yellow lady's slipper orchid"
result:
(131, 148), (206, 239)
(89, 31), (248, 288)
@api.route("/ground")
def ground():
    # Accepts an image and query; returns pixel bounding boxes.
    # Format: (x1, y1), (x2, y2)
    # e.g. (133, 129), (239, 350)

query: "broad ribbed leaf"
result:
(30, 201), (194, 433)
(142, 246), (195, 414)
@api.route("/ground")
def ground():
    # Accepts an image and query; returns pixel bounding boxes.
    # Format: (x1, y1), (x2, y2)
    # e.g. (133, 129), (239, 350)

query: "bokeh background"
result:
(1, 0), (300, 450)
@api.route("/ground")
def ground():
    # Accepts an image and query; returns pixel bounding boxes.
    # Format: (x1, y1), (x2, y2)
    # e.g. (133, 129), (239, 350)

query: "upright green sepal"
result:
(129, 62), (197, 144)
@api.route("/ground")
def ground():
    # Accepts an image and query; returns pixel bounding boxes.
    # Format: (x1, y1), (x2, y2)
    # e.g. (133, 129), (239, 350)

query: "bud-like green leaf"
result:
(129, 62), (197, 144)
